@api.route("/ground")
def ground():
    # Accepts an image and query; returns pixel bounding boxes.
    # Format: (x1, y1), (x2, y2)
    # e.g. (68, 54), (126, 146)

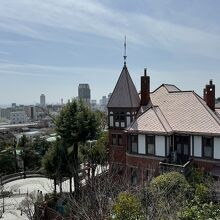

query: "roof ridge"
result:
(126, 105), (153, 130)
(125, 66), (133, 107)
(193, 91), (220, 126)
(153, 106), (173, 133)
(151, 84), (164, 94)
(151, 84), (181, 94)
(168, 90), (194, 94)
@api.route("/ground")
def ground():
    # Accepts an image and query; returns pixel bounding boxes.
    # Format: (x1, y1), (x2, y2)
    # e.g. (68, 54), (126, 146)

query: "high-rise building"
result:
(30, 106), (36, 120)
(90, 100), (98, 111)
(12, 103), (16, 108)
(40, 94), (46, 107)
(78, 84), (91, 105)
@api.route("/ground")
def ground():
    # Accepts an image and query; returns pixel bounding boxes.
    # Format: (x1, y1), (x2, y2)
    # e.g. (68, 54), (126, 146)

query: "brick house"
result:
(108, 62), (220, 185)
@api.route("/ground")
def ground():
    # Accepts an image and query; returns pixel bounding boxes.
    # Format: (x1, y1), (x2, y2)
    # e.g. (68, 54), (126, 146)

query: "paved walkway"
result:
(0, 177), (54, 219)
(0, 165), (108, 219)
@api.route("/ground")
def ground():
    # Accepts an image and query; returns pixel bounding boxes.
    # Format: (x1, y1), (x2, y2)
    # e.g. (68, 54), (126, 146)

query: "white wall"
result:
(138, 134), (146, 154)
(155, 136), (165, 156)
(194, 136), (202, 157)
(214, 137), (220, 159)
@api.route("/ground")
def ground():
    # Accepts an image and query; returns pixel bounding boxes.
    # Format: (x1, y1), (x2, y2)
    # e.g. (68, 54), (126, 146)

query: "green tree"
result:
(80, 131), (108, 181)
(33, 137), (51, 156)
(42, 139), (65, 194)
(112, 192), (145, 220)
(180, 199), (220, 220)
(194, 183), (211, 203)
(0, 148), (16, 174)
(149, 172), (191, 219)
(17, 135), (40, 176)
(94, 110), (107, 130)
(55, 100), (101, 196)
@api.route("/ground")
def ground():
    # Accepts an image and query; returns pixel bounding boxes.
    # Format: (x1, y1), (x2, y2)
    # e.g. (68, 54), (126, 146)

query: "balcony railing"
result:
(159, 159), (192, 176)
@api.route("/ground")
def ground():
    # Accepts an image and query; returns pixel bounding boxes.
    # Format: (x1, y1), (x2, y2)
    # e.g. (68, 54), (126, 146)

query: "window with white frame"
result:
(146, 135), (155, 155)
(202, 136), (213, 158)
(131, 135), (138, 153)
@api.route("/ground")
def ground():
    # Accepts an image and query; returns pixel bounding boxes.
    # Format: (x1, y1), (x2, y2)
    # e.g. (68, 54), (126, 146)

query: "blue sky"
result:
(0, 0), (220, 105)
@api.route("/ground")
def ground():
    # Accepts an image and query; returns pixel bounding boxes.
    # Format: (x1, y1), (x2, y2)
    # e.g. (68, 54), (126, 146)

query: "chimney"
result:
(204, 80), (215, 111)
(140, 68), (150, 106)
(203, 88), (207, 102)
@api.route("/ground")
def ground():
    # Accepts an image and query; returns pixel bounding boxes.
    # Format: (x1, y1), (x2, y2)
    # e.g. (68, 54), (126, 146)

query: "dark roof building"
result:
(107, 64), (140, 108)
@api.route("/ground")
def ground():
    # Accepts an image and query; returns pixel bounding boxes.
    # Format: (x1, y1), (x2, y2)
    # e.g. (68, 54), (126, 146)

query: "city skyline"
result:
(1, 0), (220, 104)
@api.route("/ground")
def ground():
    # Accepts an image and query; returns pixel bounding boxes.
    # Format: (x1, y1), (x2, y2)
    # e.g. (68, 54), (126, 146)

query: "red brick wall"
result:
(109, 129), (127, 165)
(126, 153), (164, 184)
(193, 158), (216, 172)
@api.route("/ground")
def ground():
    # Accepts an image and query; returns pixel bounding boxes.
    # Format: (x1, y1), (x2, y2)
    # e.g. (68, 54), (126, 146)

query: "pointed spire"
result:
(107, 63), (140, 108)
(123, 35), (127, 65)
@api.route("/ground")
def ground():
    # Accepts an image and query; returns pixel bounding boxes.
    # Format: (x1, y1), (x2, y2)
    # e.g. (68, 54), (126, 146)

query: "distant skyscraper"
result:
(78, 84), (91, 105)
(30, 106), (36, 120)
(40, 94), (46, 107)
(100, 96), (107, 106)
(11, 103), (16, 108)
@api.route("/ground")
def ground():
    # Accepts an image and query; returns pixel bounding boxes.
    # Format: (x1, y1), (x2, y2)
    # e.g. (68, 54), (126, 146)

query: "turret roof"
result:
(107, 64), (140, 108)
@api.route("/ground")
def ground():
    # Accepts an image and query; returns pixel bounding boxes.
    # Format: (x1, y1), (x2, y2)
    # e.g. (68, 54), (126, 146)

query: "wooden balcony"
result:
(159, 159), (193, 177)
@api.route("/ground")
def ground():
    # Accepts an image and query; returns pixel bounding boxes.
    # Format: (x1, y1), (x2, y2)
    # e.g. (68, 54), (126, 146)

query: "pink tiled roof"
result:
(127, 106), (172, 134)
(128, 85), (220, 136)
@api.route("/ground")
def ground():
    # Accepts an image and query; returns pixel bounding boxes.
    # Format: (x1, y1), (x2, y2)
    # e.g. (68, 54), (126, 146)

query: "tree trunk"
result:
(13, 142), (18, 172)
(92, 166), (96, 179)
(87, 167), (91, 182)
(23, 159), (26, 179)
(54, 178), (57, 194)
(91, 166), (96, 187)
(69, 176), (72, 193)
(73, 143), (80, 198)
(59, 178), (62, 194)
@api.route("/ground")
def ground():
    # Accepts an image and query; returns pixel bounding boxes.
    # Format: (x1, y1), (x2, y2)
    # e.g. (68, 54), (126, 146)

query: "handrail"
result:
(159, 159), (192, 176)
(159, 160), (191, 168)
(0, 171), (45, 185)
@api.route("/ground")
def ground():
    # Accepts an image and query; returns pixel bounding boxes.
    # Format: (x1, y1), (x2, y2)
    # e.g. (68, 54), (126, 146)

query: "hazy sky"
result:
(0, 0), (220, 105)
